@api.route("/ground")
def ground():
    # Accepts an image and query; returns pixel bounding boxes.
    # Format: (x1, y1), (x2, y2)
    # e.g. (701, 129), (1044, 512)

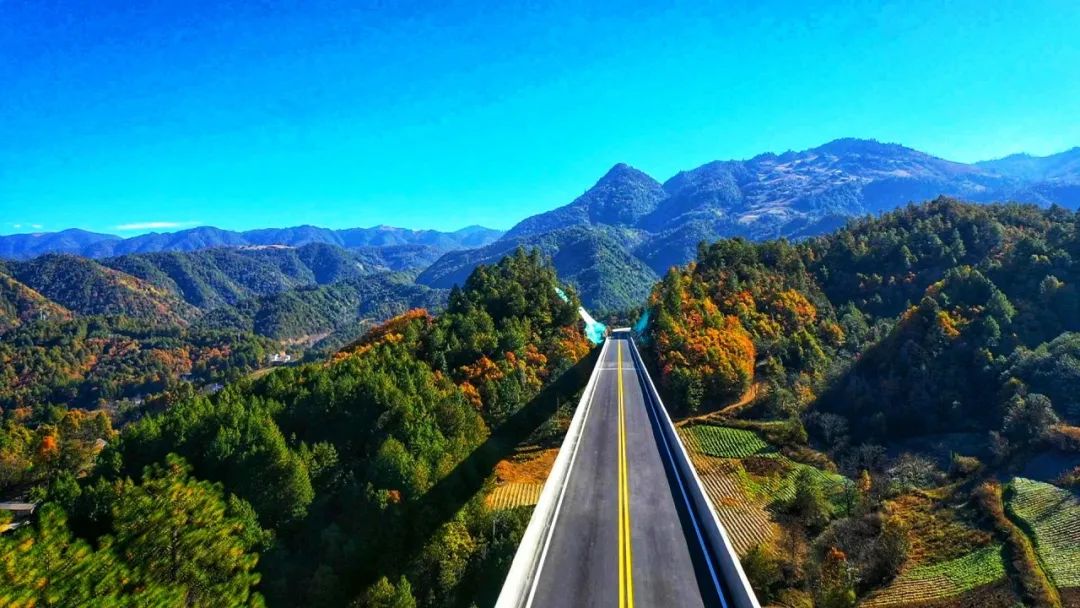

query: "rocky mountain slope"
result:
(421, 139), (1080, 312)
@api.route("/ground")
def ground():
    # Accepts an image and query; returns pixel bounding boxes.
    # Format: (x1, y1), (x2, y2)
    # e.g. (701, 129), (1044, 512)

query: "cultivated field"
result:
(680, 425), (818, 555)
(1006, 477), (1080, 589)
(738, 456), (849, 507)
(688, 452), (777, 554)
(860, 544), (1008, 607)
(487, 447), (557, 510)
(686, 425), (774, 458)
(487, 482), (544, 510)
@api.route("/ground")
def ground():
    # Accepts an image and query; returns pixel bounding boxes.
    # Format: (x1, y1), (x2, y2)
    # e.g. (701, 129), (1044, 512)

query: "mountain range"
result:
(0, 244), (447, 342)
(0, 223), (504, 260)
(4, 139), (1078, 315)
(419, 139), (1080, 311)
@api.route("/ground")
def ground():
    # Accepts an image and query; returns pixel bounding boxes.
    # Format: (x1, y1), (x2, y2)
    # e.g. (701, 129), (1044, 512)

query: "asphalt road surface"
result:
(529, 333), (726, 607)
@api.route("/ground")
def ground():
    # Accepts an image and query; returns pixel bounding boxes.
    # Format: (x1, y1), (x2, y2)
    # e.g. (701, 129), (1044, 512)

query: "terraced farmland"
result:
(689, 453), (777, 554)
(686, 425), (774, 458)
(679, 424), (855, 556)
(487, 482), (543, 510)
(861, 544), (1007, 607)
(1006, 477), (1080, 589)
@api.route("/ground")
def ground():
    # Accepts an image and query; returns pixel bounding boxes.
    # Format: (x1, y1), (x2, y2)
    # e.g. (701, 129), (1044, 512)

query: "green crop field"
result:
(738, 458), (849, 507)
(691, 457), (777, 555)
(681, 425), (849, 510)
(687, 425), (774, 458)
(862, 544), (1007, 606)
(1006, 477), (1080, 589)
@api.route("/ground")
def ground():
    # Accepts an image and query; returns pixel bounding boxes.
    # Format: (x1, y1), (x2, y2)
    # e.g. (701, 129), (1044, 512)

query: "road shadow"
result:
(404, 344), (602, 550)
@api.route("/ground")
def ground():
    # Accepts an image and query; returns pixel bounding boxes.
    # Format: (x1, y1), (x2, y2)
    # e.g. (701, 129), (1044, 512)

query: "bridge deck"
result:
(529, 334), (725, 607)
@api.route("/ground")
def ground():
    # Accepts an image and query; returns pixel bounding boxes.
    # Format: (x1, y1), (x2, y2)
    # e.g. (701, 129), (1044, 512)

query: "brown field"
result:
(487, 447), (558, 510)
(493, 447), (558, 484)
(684, 445), (778, 555)
(884, 493), (993, 565)
(487, 482), (544, 510)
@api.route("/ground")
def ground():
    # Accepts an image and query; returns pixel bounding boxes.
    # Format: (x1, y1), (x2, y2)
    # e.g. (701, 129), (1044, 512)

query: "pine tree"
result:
(111, 454), (264, 608)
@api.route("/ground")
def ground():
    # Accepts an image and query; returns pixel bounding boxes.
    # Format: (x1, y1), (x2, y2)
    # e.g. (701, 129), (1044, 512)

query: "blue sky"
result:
(1, 0), (1078, 235)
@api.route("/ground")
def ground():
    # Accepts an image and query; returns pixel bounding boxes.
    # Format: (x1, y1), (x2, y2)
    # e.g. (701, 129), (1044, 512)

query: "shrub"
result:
(742, 543), (783, 601)
(949, 453), (983, 478)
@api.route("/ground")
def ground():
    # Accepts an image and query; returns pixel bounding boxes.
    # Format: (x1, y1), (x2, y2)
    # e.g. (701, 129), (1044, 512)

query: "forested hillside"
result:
(103, 244), (368, 310)
(102, 242), (439, 309)
(1, 249), (594, 607)
(418, 225), (657, 314)
(0, 246), (451, 425)
(0, 269), (72, 332)
(4, 255), (198, 325)
(195, 272), (446, 341)
(0, 317), (275, 412)
(646, 198), (1080, 607)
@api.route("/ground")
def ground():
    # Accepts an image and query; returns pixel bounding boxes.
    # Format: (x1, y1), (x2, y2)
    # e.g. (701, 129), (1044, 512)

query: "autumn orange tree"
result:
(647, 238), (837, 413)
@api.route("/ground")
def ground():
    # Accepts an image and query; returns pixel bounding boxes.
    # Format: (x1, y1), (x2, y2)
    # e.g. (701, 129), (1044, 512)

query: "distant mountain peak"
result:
(597, 162), (654, 185)
(812, 137), (914, 157)
(975, 146), (1080, 182)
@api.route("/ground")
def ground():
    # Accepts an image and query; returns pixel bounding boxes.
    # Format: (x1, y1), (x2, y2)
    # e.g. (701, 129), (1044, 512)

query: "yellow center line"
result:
(617, 342), (625, 608)
(617, 342), (635, 607)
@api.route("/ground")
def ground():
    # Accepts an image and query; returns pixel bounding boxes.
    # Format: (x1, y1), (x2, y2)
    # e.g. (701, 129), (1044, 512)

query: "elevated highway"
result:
(496, 331), (759, 608)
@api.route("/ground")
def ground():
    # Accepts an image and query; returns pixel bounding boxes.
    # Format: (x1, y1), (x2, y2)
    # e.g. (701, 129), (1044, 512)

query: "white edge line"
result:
(523, 337), (607, 606)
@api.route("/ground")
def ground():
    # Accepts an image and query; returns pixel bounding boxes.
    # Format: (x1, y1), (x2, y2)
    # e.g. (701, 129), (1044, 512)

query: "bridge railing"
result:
(494, 338), (611, 608)
(626, 335), (761, 608)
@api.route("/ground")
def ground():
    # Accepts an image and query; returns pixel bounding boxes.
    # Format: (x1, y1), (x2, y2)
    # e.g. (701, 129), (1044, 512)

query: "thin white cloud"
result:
(11, 223), (22, 229)
(30, 224), (43, 229)
(114, 221), (197, 231)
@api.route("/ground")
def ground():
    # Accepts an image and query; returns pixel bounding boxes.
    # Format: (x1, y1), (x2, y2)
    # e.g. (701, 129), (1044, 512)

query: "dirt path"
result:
(675, 382), (762, 428)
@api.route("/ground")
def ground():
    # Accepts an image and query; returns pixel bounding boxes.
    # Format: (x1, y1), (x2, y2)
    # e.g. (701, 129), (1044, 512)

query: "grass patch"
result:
(906, 544), (1006, 587)
(974, 481), (1060, 608)
(1006, 477), (1080, 589)
(738, 456), (849, 509)
(682, 425), (849, 511)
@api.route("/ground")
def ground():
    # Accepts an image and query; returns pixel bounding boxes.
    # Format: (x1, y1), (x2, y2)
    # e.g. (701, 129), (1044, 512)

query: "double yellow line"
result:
(617, 343), (635, 608)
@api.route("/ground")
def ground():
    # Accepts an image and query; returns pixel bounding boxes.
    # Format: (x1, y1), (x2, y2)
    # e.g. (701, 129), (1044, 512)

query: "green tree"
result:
(0, 504), (185, 607)
(111, 454), (264, 608)
(741, 544), (782, 601)
(1003, 393), (1059, 445)
(354, 576), (416, 608)
(791, 468), (831, 530)
(815, 547), (856, 608)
